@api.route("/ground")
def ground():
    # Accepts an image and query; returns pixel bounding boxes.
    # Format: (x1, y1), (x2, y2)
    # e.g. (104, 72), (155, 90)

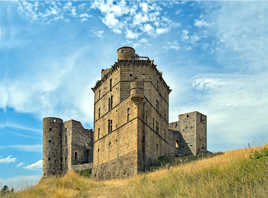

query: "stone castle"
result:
(43, 46), (207, 179)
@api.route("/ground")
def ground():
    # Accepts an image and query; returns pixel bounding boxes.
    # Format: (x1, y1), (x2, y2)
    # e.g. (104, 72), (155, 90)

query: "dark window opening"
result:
(74, 152), (78, 160)
(98, 107), (100, 119)
(108, 98), (111, 111)
(98, 128), (100, 139)
(145, 111), (148, 122)
(129, 74), (133, 77)
(187, 114), (189, 118)
(110, 79), (112, 91)
(156, 121), (159, 133)
(108, 96), (113, 111)
(99, 89), (101, 99)
(127, 108), (130, 122)
(48, 157), (50, 161)
(48, 140), (51, 143)
(156, 100), (159, 112)
(108, 120), (113, 133)
(156, 144), (159, 152)
(49, 128), (52, 131)
(110, 95), (113, 109)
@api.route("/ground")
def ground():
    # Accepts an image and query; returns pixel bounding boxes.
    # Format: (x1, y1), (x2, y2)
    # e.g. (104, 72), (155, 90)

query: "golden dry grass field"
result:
(2, 144), (268, 198)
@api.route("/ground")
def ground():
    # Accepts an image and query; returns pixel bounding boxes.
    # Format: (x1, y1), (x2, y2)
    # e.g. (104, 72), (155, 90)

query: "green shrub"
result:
(250, 148), (268, 159)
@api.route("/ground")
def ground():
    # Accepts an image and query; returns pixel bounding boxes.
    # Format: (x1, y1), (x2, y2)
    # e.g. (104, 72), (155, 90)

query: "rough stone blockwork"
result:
(43, 46), (207, 180)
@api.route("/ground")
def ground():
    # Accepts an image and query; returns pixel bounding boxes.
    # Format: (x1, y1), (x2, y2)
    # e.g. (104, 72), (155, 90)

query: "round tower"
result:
(130, 80), (144, 104)
(43, 117), (63, 177)
(117, 46), (135, 60)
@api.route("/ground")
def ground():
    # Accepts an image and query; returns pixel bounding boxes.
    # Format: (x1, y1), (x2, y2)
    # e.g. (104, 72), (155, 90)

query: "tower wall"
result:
(43, 117), (63, 176)
(178, 112), (207, 156)
(117, 46), (135, 60)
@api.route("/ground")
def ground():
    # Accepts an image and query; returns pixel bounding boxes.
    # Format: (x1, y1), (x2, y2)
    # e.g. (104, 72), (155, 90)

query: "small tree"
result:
(1, 185), (9, 193)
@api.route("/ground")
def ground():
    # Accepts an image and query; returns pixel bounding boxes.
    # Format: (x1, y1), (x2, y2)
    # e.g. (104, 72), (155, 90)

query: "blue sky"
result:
(0, 0), (268, 189)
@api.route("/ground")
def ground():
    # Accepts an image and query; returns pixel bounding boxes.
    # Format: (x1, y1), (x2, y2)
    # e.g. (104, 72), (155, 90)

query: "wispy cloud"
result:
(23, 160), (42, 170)
(16, 162), (24, 168)
(0, 155), (16, 163)
(0, 144), (42, 152)
(0, 122), (41, 133)
(17, 0), (179, 39)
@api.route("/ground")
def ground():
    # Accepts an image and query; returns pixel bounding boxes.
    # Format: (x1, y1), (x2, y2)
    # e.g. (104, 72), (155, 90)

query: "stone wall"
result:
(178, 111), (207, 156)
(72, 163), (92, 172)
(43, 117), (63, 176)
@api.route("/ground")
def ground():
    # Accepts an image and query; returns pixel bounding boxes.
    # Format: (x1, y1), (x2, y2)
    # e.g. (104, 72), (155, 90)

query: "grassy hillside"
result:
(2, 144), (268, 198)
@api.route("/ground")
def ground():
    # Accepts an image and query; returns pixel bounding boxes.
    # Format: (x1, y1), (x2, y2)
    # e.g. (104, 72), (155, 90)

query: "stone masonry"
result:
(42, 46), (207, 179)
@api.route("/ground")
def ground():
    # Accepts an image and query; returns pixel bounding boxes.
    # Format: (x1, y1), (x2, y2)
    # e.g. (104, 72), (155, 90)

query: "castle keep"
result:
(43, 46), (207, 179)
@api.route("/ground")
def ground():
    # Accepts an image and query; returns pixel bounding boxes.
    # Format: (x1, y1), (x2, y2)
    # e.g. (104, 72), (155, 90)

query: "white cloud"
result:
(140, 2), (148, 12)
(156, 28), (169, 34)
(16, 162), (24, 168)
(0, 122), (41, 133)
(0, 156), (16, 163)
(24, 160), (42, 170)
(182, 29), (189, 40)
(0, 144), (42, 152)
(169, 1), (268, 151)
(93, 30), (104, 38)
(126, 29), (139, 39)
(17, 0), (178, 39)
(0, 47), (95, 125)
(194, 19), (209, 28)
(164, 41), (180, 51)
(144, 24), (153, 33)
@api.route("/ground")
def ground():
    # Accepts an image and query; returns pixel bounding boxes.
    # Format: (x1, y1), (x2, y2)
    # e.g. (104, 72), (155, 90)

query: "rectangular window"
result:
(98, 128), (100, 139)
(156, 99), (159, 112)
(156, 121), (159, 133)
(108, 96), (113, 111)
(110, 79), (112, 91)
(108, 98), (111, 111)
(98, 107), (100, 119)
(110, 95), (113, 109)
(152, 118), (154, 129)
(127, 108), (130, 122)
(99, 89), (101, 99)
(108, 120), (113, 133)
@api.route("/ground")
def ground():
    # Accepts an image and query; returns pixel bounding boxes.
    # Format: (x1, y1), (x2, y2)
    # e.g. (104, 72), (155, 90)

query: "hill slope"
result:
(3, 144), (268, 198)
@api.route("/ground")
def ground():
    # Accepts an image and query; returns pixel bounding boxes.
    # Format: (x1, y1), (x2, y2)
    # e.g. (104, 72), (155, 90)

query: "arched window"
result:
(74, 152), (78, 160)
(176, 140), (179, 149)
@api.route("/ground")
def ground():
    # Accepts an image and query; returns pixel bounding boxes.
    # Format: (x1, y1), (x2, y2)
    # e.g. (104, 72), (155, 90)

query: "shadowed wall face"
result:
(43, 117), (63, 176)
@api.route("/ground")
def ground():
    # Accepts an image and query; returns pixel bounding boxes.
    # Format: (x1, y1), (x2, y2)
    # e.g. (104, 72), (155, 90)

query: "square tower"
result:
(178, 111), (207, 156)
(91, 47), (172, 179)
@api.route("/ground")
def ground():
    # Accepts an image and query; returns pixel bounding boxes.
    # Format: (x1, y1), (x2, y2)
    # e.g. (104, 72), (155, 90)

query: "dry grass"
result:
(2, 144), (267, 198)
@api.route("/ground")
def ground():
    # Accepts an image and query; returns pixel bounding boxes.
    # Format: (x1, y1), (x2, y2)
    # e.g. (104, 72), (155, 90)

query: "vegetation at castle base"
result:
(147, 151), (222, 172)
(2, 144), (268, 198)
(78, 169), (91, 178)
